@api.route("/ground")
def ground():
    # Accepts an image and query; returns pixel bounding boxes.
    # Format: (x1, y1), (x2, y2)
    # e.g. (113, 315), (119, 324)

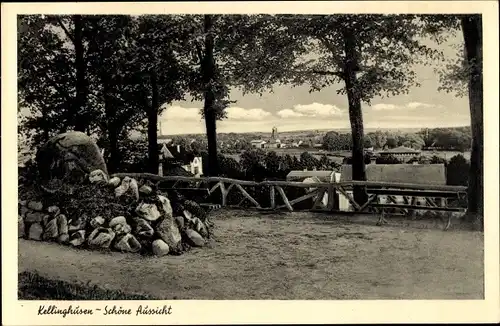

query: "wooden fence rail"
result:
(112, 173), (467, 219)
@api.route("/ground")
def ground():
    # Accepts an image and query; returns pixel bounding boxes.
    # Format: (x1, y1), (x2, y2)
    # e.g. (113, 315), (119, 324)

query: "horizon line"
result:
(156, 124), (471, 137)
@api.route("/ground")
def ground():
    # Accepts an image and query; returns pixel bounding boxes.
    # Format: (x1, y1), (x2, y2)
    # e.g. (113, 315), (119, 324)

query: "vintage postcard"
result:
(2, 1), (499, 325)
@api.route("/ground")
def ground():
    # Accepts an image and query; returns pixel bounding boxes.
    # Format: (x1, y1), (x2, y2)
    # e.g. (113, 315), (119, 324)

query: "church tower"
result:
(271, 126), (278, 140)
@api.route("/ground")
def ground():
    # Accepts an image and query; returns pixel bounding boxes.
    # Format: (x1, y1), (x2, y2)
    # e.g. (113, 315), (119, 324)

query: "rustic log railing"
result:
(112, 173), (467, 218)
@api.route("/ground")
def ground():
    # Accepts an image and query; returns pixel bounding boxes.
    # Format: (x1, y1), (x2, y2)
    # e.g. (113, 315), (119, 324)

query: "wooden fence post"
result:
(270, 185), (276, 209)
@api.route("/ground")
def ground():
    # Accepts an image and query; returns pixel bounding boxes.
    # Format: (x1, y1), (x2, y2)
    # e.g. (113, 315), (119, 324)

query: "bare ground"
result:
(18, 210), (484, 300)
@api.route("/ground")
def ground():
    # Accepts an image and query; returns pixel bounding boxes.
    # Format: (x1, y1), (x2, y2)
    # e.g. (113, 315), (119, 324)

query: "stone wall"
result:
(18, 171), (213, 257)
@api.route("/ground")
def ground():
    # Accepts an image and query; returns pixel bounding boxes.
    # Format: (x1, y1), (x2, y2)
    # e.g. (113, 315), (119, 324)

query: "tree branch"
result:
(55, 17), (75, 44)
(42, 72), (72, 102)
(311, 70), (344, 77)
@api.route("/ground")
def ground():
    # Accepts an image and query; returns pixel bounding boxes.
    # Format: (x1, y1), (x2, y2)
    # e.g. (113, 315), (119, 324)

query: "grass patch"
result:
(18, 271), (157, 300)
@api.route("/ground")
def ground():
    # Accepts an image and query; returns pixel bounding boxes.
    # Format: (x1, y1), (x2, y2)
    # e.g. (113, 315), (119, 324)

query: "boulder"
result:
(19, 200), (27, 207)
(69, 230), (86, 247)
(158, 195), (173, 218)
(152, 239), (170, 257)
(155, 216), (182, 250)
(27, 201), (43, 211)
(135, 218), (154, 238)
(139, 185), (153, 195)
(35, 131), (108, 182)
(25, 211), (45, 224)
(112, 223), (132, 235)
(47, 205), (60, 216)
(183, 209), (194, 220)
(114, 234), (141, 253)
(18, 215), (25, 238)
(135, 203), (161, 222)
(68, 215), (87, 232)
(193, 217), (208, 238)
(121, 224), (132, 234)
(108, 176), (121, 187)
(175, 216), (185, 229)
(19, 206), (29, 217)
(185, 228), (205, 247)
(28, 223), (44, 241)
(58, 233), (69, 244)
(42, 218), (59, 240)
(42, 214), (51, 228)
(87, 228), (115, 249)
(115, 177), (139, 201)
(90, 216), (106, 229)
(56, 214), (69, 235)
(109, 216), (127, 229)
(89, 169), (108, 184)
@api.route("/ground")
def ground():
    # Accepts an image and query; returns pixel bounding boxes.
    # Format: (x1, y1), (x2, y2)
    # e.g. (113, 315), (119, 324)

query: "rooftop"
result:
(287, 170), (335, 182)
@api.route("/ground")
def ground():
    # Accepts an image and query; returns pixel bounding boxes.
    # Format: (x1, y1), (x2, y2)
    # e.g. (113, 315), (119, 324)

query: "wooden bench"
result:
(356, 187), (466, 230)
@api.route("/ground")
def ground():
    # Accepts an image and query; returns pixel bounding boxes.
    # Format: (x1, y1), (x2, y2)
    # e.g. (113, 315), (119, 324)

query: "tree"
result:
(84, 15), (143, 173)
(385, 137), (398, 149)
(18, 15), (107, 147)
(447, 154), (470, 186)
(273, 15), (446, 204)
(461, 15), (483, 223)
(128, 15), (191, 174)
(264, 151), (281, 176)
(431, 15), (483, 226)
(300, 152), (320, 170)
(185, 15), (307, 176)
(51, 15), (92, 132)
(18, 15), (74, 147)
(368, 130), (388, 149)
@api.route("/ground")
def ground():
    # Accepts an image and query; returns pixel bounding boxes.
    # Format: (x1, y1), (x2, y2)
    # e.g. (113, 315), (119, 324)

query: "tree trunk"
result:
(147, 72), (159, 175)
(202, 14), (220, 176)
(41, 108), (50, 142)
(103, 88), (119, 174)
(461, 15), (483, 229)
(73, 15), (87, 132)
(342, 28), (368, 205)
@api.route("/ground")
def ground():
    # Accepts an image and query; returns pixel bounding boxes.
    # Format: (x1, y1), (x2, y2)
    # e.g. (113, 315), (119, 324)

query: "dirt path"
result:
(18, 210), (484, 299)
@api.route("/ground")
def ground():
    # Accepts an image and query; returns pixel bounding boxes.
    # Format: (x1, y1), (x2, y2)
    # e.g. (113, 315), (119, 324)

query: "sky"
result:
(159, 32), (469, 135)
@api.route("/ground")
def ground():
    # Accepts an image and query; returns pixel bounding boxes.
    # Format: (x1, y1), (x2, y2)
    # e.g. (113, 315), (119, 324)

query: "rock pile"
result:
(18, 170), (214, 257)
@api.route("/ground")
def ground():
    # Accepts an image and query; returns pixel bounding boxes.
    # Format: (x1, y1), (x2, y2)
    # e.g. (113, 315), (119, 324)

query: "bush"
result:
(446, 154), (470, 186)
(375, 155), (402, 164)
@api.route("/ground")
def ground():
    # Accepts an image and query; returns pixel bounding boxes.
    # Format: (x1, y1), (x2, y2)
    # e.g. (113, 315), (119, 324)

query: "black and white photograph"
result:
(2, 1), (499, 325)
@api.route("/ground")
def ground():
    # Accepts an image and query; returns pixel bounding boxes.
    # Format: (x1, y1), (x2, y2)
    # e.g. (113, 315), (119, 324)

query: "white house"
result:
(251, 140), (267, 149)
(182, 156), (203, 177)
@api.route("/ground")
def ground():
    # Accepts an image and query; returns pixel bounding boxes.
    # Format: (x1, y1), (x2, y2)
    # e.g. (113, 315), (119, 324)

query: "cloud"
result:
(277, 102), (344, 119)
(162, 105), (272, 121)
(293, 102), (344, 117)
(225, 107), (272, 121)
(371, 102), (445, 111)
(371, 103), (400, 111)
(276, 109), (305, 118)
(162, 105), (201, 121)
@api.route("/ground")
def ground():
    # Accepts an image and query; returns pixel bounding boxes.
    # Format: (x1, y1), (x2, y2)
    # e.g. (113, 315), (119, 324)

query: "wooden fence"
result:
(112, 173), (468, 219)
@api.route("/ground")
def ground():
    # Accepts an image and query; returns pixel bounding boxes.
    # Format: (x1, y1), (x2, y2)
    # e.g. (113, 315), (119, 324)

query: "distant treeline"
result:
(157, 126), (472, 156)
(322, 127), (472, 152)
